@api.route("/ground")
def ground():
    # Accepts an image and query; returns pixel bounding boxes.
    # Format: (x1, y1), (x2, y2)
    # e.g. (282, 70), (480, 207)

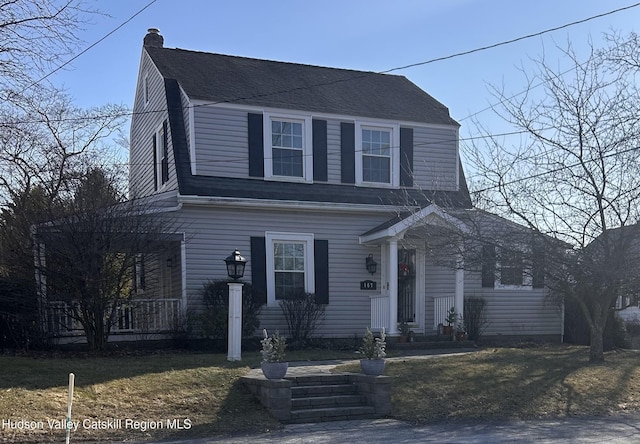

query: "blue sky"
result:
(51, 0), (640, 162)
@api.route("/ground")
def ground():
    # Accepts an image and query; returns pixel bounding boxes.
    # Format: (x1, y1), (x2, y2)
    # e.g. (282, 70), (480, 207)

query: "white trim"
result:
(355, 121), (400, 187)
(263, 112), (313, 183)
(178, 194), (408, 213)
(359, 204), (469, 244)
(187, 100), (460, 132)
(455, 126), (460, 191)
(180, 234), (188, 319)
(188, 98), (197, 175)
(265, 231), (315, 306)
(143, 72), (149, 107)
(154, 121), (169, 191)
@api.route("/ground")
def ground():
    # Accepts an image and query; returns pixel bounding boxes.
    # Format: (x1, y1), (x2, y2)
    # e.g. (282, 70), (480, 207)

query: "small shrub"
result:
(464, 297), (489, 341)
(359, 327), (386, 359)
(200, 280), (261, 342)
(279, 292), (325, 348)
(260, 329), (287, 362)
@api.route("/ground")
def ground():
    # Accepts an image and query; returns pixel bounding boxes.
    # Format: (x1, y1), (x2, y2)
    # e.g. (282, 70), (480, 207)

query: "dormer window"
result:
(264, 112), (313, 182)
(355, 122), (399, 186)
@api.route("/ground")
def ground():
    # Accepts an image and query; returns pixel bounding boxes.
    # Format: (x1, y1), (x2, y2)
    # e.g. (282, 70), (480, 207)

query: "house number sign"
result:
(360, 280), (377, 290)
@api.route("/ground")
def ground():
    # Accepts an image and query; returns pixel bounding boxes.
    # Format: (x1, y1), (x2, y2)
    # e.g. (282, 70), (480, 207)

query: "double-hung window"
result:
(154, 121), (169, 190)
(264, 113), (312, 182)
(496, 249), (532, 290)
(265, 232), (315, 304)
(355, 122), (399, 186)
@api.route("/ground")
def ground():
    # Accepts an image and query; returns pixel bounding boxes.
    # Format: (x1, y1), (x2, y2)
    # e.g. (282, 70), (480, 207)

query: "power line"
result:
(3, 2), (638, 127)
(382, 2), (640, 74)
(18, 0), (159, 95)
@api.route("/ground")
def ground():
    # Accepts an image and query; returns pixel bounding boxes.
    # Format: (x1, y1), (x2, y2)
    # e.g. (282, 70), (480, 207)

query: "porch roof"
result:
(359, 204), (469, 244)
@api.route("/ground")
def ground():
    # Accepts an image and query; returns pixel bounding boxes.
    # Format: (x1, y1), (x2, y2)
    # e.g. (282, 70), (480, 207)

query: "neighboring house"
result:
(41, 29), (563, 343)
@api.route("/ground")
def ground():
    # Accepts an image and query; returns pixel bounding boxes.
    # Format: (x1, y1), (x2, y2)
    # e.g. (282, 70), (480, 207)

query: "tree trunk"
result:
(589, 324), (605, 363)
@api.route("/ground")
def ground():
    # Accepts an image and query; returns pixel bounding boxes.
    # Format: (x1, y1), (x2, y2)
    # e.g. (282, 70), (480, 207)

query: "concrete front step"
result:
(291, 394), (367, 409)
(291, 383), (357, 397)
(286, 374), (377, 423)
(241, 372), (391, 424)
(287, 405), (377, 424)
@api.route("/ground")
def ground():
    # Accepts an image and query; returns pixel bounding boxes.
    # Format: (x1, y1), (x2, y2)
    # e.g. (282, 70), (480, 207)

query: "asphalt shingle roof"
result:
(145, 46), (459, 126)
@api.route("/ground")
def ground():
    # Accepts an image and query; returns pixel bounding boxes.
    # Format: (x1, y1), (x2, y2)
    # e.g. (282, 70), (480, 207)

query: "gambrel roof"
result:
(145, 46), (459, 127)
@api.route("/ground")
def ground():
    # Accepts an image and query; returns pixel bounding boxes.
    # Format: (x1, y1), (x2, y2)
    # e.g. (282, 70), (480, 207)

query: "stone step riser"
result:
(287, 406), (377, 424)
(291, 384), (357, 397)
(291, 394), (367, 409)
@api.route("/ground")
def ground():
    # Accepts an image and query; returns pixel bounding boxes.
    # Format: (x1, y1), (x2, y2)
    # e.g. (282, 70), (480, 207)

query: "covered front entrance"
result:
(360, 204), (468, 336)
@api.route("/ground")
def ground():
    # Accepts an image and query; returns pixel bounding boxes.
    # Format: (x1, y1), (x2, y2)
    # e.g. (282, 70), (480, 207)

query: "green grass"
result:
(339, 346), (640, 422)
(2, 346), (640, 442)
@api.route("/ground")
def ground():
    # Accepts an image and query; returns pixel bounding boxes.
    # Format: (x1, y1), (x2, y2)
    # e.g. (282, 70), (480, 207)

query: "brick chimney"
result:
(143, 28), (163, 47)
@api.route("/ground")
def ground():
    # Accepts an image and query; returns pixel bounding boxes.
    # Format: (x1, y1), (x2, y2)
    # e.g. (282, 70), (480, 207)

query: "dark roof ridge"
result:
(163, 46), (393, 78)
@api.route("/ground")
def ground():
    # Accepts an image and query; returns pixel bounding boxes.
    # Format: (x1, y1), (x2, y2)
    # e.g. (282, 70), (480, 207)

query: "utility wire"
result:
(19, 0), (159, 95)
(382, 2), (640, 74)
(5, 2), (639, 126)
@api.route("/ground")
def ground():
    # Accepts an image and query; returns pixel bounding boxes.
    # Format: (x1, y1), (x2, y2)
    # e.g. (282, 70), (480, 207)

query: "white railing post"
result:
(370, 294), (390, 331)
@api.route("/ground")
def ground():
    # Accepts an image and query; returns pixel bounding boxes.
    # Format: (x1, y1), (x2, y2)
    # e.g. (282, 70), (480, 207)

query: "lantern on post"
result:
(224, 249), (246, 281)
(224, 249), (246, 361)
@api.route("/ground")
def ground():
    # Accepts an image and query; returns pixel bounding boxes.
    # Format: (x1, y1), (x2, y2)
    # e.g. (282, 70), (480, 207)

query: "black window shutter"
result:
(248, 113), (264, 177)
(161, 120), (169, 184)
(400, 127), (414, 187)
(340, 122), (355, 184)
(313, 119), (328, 182)
(314, 239), (329, 304)
(152, 134), (157, 191)
(481, 245), (496, 288)
(250, 237), (267, 304)
(532, 240), (545, 288)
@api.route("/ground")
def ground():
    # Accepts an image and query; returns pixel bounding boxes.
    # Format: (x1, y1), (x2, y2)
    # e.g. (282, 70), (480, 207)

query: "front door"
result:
(398, 248), (416, 323)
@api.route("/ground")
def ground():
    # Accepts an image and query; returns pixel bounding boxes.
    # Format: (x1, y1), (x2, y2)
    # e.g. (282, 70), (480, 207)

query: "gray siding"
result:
(129, 49), (179, 198)
(193, 106), (249, 178)
(464, 269), (562, 336)
(187, 105), (460, 192)
(326, 119), (342, 183)
(174, 204), (390, 337)
(424, 261), (456, 330)
(412, 126), (458, 191)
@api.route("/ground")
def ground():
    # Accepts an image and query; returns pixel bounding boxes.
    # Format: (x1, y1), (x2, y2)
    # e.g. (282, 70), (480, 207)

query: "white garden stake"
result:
(65, 373), (75, 444)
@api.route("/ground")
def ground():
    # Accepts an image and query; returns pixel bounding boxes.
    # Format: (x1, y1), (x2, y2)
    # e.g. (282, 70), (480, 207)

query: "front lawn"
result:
(1, 346), (640, 442)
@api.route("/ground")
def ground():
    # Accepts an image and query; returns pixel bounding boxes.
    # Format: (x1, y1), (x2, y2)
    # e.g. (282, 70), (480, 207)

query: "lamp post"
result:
(225, 249), (246, 361)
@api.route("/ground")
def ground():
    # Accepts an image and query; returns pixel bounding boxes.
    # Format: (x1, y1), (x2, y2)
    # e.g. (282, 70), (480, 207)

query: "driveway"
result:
(141, 414), (640, 443)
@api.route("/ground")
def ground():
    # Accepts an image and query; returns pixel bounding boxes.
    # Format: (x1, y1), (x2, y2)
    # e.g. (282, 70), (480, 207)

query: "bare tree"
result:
(0, 0), (94, 89)
(35, 168), (178, 351)
(465, 38), (640, 362)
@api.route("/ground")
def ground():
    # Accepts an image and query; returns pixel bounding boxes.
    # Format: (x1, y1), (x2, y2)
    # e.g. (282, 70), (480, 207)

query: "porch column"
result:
(454, 253), (464, 324)
(388, 239), (399, 335)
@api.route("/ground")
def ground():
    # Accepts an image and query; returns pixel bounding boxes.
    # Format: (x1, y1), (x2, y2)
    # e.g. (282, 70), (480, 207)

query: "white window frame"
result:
(155, 123), (168, 190)
(495, 248), (532, 290)
(263, 112), (313, 183)
(355, 121), (400, 187)
(265, 232), (315, 305)
(143, 73), (149, 107)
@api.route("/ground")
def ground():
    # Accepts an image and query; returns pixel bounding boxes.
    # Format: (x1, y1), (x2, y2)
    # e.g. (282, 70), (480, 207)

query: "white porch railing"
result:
(370, 294), (390, 331)
(433, 296), (454, 329)
(44, 299), (182, 336)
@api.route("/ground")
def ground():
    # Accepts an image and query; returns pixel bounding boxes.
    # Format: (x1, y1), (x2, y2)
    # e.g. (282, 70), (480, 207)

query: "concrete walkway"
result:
(140, 349), (640, 443)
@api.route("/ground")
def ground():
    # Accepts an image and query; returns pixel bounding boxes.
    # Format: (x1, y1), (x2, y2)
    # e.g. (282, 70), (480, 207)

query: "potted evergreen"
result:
(260, 329), (288, 379)
(359, 327), (386, 376)
(443, 306), (456, 336)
